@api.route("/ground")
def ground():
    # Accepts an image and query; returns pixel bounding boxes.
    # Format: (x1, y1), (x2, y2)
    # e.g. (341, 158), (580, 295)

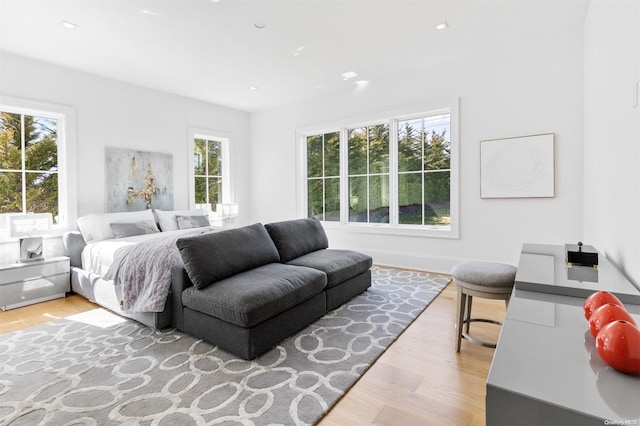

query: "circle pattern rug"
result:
(0, 267), (448, 425)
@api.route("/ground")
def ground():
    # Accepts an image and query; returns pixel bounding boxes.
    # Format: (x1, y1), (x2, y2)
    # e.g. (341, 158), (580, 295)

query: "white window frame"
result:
(296, 99), (459, 239)
(187, 127), (232, 213)
(0, 95), (78, 240)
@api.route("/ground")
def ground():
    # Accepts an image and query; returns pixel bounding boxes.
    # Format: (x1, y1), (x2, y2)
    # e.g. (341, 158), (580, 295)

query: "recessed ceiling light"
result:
(292, 46), (305, 57)
(254, 22), (266, 29)
(355, 80), (370, 93)
(435, 22), (449, 31)
(139, 9), (159, 16)
(249, 86), (259, 90)
(342, 71), (358, 81)
(61, 20), (78, 30)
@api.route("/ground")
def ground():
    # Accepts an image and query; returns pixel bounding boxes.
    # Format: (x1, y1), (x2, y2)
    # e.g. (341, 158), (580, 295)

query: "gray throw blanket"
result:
(105, 227), (215, 313)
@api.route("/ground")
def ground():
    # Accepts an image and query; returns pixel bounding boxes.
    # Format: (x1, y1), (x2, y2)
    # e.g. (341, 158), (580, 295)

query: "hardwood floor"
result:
(0, 294), (98, 335)
(0, 277), (506, 426)
(319, 281), (506, 426)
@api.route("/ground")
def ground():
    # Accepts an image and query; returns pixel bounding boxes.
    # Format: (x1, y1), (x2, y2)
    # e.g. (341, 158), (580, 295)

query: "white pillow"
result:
(77, 209), (158, 242)
(176, 214), (210, 229)
(153, 209), (208, 232)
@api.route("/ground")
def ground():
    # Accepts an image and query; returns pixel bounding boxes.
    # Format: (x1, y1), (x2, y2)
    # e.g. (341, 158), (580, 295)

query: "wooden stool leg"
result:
(456, 287), (466, 352)
(465, 295), (473, 333)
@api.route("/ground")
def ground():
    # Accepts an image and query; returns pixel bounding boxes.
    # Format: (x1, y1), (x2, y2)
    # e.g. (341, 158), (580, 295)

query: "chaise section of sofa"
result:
(264, 218), (373, 310)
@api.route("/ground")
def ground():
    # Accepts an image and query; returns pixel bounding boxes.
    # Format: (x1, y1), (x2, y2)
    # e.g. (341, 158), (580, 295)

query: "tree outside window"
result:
(348, 124), (389, 223)
(302, 108), (455, 234)
(194, 138), (223, 211)
(307, 131), (340, 221)
(0, 111), (59, 220)
(398, 114), (451, 226)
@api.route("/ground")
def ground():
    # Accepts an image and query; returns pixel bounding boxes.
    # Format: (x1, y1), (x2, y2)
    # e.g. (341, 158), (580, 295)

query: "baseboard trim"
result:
(362, 249), (466, 275)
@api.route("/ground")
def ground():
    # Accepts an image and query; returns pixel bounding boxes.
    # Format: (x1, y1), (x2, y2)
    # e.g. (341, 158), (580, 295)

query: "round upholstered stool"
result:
(452, 261), (516, 352)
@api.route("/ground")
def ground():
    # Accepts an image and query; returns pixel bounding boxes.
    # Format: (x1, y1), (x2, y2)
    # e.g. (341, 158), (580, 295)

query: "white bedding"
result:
(81, 228), (192, 275)
(80, 227), (220, 313)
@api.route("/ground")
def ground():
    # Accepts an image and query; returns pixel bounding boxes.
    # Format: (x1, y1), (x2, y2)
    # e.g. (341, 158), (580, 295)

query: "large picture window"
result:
(299, 102), (458, 238)
(0, 98), (76, 236)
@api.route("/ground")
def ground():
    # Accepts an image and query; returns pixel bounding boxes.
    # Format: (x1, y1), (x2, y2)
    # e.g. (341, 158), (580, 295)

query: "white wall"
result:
(0, 52), (250, 258)
(583, 0), (640, 286)
(249, 26), (585, 272)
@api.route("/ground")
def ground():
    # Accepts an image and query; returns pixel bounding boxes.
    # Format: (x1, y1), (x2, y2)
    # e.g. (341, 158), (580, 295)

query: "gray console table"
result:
(486, 244), (640, 425)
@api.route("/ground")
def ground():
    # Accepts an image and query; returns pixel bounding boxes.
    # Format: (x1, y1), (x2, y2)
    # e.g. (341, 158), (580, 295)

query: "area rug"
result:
(0, 267), (448, 426)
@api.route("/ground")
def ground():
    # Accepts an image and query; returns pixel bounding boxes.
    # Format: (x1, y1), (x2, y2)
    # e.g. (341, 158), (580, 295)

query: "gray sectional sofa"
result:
(171, 218), (372, 359)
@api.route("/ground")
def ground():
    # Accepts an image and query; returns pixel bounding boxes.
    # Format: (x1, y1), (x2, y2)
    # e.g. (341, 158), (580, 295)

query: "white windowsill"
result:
(320, 221), (459, 239)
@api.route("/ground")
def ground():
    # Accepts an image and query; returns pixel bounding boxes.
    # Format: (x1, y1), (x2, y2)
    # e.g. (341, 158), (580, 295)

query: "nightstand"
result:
(0, 256), (70, 311)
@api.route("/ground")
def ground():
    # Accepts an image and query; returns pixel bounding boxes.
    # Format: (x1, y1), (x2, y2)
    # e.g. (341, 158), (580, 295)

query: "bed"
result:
(63, 208), (223, 329)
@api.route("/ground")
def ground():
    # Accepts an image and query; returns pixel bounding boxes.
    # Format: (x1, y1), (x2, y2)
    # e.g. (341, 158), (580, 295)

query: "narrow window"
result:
(347, 124), (389, 223)
(306, 131), (340, 221)
(193, 137), (223, 212)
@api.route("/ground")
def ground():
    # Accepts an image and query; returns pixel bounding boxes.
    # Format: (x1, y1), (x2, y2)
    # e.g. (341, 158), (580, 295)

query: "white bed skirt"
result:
(70, 267), (172, 329)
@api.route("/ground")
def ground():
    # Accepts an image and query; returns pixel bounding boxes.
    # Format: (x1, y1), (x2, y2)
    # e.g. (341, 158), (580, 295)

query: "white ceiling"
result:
(0, 0), (590, 112)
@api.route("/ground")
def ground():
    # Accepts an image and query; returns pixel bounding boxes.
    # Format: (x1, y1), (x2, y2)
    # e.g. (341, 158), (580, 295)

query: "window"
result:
(194, 137), (223, 209)
(188, 128), (231, 214)
(0, 98), (76, 236)
(348, 124), (390, 223)
(307, 131), (340, 221)
(299, 102), (458, 238)
(397, 114), (451, 226)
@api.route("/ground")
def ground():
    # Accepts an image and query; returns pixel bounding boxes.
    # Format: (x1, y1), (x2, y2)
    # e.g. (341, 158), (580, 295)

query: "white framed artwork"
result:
(480, 133), (555, 198)
(105, 147), (174, 212)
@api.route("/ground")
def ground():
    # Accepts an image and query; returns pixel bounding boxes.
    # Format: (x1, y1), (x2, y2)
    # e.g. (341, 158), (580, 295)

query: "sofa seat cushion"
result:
(287, 249), (373, 288)
(264, 218), (329, 263)
(177, 223), (280, 290)
(181, 263), (327, 328)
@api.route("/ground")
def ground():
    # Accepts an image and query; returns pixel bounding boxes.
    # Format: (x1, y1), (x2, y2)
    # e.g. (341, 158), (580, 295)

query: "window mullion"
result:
(20, 114), (27, 213)
(422, 118), (426, 226)
(389, 119), (399, 226)
(366, 129), (370, 223)
(204, 140), (210, 207)
(339, 128), (349, 224)
(322, 135), (326, 221)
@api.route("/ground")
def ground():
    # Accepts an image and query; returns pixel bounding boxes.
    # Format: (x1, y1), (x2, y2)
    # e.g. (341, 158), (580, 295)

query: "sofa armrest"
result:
(170, 265), (193, 330)
(63, 231), (86, 268)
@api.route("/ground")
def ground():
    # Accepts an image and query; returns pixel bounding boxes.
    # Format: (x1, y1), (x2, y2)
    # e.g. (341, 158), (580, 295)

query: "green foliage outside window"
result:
(397, 115), (451, 226)
(0, 112), (59, 218)
(305, 112), (451, 228)
(194, 138), (222, 209)
(307, 132), (340, 221)
(348, 124), (390, 223)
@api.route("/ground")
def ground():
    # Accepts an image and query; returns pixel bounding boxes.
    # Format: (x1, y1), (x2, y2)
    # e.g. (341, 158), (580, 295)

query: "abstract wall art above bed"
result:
(105, 147), (173, 212)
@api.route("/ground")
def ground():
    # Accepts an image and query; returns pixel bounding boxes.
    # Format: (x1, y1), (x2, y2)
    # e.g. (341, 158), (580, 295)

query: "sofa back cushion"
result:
(176, 223), (280, 290)
(264, 218), (329, 263)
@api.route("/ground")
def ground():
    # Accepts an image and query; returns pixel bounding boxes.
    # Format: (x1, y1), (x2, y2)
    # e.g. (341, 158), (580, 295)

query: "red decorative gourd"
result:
(596, 320), (640, 375)
(584, 291), (624, 320)
(589, 303), (636, 339)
